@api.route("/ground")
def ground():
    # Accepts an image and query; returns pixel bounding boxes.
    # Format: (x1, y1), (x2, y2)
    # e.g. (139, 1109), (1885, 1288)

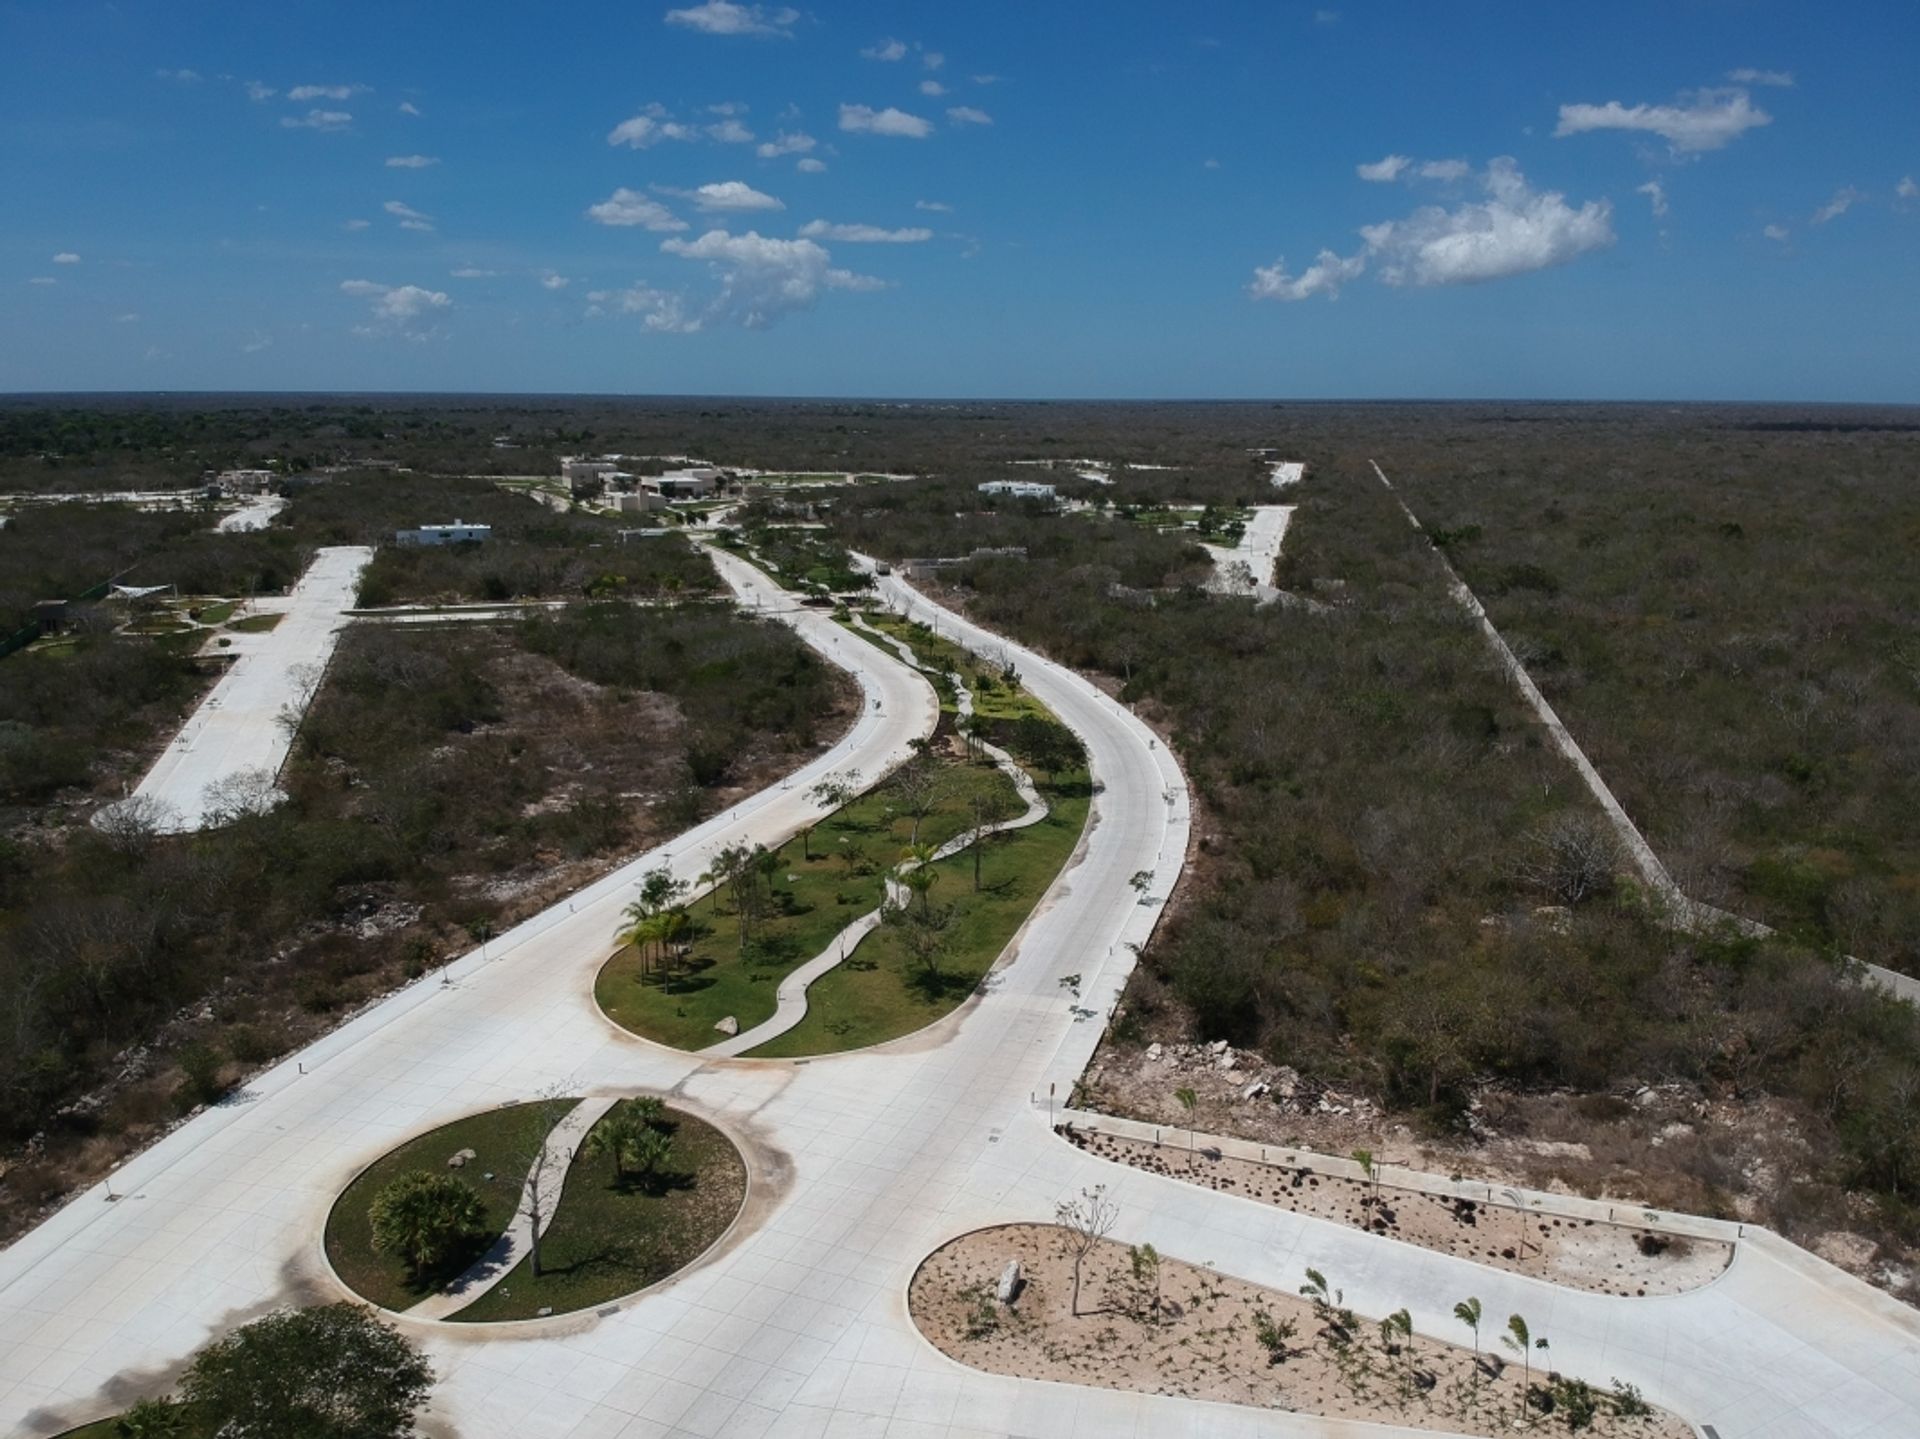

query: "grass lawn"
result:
(192, 600), (236, 625)
(323, 1099), (575, 1312)
(449, 1100), (747, 1321)
(55, 1414), (212, 1439)
(746, 768), (1091, 1057)
(595, 757), (1020, 1050)
(227, 611), (283, 633)
(860, 612), (1050, 726)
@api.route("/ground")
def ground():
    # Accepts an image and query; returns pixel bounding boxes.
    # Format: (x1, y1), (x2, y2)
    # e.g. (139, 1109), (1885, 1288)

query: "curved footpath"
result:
(1, 547), (1916, 1438)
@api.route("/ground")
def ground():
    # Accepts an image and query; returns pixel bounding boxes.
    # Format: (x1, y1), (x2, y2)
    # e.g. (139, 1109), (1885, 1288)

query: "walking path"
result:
(1370, 459), (1920, 1008)
(405, 1097), (618, 1320)
(6, 521), (1920, 1439)
(90, 545), (372, 833)
(212, 494), (287, 532)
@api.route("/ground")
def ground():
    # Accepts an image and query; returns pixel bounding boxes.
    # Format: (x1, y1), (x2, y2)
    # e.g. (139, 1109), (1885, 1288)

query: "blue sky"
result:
(2, 0), (1915, 399)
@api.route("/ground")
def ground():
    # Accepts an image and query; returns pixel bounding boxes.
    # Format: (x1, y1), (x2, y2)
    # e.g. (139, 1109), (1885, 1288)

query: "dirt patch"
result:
(1062, 1128), (1730, 1297)
(911, 1223), (1689, 1436)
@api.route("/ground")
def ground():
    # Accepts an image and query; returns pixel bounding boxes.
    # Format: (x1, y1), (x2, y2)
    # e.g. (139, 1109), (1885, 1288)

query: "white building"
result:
(561, 457), (621, 484)
(213, 469), (277, 494)
(394, 520), (492, 546)
(612, 492), (667, 514)
(642, 468), (719, 500)
(978, 480), (1057, 502)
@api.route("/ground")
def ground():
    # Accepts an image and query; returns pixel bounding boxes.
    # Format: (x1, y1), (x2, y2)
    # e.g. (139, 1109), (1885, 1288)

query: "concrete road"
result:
(8, 546), (1919, 1439)
(93, 546), (371, 833)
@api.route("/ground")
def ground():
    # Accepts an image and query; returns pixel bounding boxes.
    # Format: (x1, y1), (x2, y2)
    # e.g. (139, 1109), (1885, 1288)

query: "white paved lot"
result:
(213, 495), (288, 532)
(96, 546), (371, 833)
(7, 546), (1919, 1439)
(1201, 504), (1294, 601)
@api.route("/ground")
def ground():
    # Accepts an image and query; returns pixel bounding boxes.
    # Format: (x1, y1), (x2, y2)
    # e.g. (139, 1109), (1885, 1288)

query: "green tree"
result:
(1503, 1314), (1535, 1419)
(899, 841), (942, 915)
(113, 1399), (187, 1437)
(367, 1171), (486, 1281)
(966, 777), (1017, 892)
(1453, 1296), (1483, 1387)
(179, 1303), (434, 1439)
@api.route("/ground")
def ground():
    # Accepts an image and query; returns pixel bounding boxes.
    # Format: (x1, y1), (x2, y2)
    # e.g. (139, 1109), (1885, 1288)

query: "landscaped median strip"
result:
(702, 617), (1051, 1058)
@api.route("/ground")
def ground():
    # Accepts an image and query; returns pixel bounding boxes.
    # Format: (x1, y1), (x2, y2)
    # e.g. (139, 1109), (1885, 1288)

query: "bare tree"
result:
(93, 794), (180, 854)
(887, 754), (948, 845)
(1055, 1184), (1119, 1317)
(1513, 813), (1623, 906)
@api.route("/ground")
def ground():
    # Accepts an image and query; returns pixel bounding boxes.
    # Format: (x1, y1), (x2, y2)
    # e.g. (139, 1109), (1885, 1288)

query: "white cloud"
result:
(288, 83), (363, 102)
(386, 154), (439, 168)
(156, 68), (202, 84)
(839, 104), (933, 138)
(799, 220), (933, 243)
(244, 81), (276, 102)
(947, 106), (992, 127)
(658, 228), (883, 328)
(539, 272), (571, 290)
(1554, 86), (1770, 155)
(340, 279), (452, 327)
(451, 267), (497, 278)
(664, 2), (798, 38)
(586, 284), (698, 333)
(53, 252), (80, 265)
(28, 277), (56, 286)
(756, 130), (816, 158)
(115, 312), (140, 324)
(1417, 159), (1470, 181)
(915, 199), (953, 213)
(1357, 155), (1411, 183)
(1636, 180), (1669, 218)
(1727, 68), (1794, 87)
(919, 80), (947, 97)
(796, 157), (827, 173)
(1812, 186), (1863, 225)
(384, 199), (435, 231)
(1763, 223), (1790, 242)
(862, 37), (908, 61)
(1249, 249), (1368, 302)
(282, 109), (352, 131)
(586, 188), (689, 231)
(398, 101), (422, 117)
(707, 118), (754, 143)
(684, 180), (783, 212)
(1361, 159), (1613, 286)
(241, 332), (272, 353)
(608, 107), (700, 148)
(1254, 157), (1613, 301)
(343, 218), (371, 231)
(922, 51), (945, 70)
(1898, 175), (1918, 201)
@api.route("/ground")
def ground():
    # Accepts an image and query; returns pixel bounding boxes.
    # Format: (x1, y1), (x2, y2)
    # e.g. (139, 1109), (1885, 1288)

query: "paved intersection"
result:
(4, 548), (1918, 1438)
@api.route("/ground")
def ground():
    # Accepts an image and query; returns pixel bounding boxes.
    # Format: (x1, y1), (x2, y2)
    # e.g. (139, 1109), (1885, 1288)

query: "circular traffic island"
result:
(325, 1096), (747, 1323)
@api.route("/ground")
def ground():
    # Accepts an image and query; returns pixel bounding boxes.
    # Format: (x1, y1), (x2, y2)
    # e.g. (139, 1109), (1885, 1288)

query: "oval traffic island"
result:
(325, 1096), (747, 1323)
(910, 1224), (1693, 1437)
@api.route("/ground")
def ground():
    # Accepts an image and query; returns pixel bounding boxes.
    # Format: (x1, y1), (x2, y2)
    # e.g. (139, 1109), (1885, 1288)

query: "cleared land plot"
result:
(95, 545), (370, 832)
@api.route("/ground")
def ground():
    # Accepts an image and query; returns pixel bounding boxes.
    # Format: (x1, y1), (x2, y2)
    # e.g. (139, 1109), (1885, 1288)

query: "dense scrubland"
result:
(1389, 431), (1920, 974)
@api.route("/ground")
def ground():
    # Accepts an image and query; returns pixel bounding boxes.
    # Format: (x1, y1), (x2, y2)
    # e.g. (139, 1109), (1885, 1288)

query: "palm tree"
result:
(1503, 1314), (1534, 1421)
(368, 1171), (486, 1281)
(1174, 1086), (1198, 1154)
(584, 1106), (649, 1182)
(1454, 1296), (1483, 1394)
(899, 842), (941, 914)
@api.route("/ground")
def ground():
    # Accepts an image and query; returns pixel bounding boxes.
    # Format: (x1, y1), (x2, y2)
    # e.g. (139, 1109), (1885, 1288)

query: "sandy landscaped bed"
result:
(911, 1224), (1691, 1436)
(1064, 1127), (1731, 1297)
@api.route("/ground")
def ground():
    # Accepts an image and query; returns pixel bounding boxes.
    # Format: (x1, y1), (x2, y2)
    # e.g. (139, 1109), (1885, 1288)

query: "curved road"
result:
(1, 548), (1916, 1438)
